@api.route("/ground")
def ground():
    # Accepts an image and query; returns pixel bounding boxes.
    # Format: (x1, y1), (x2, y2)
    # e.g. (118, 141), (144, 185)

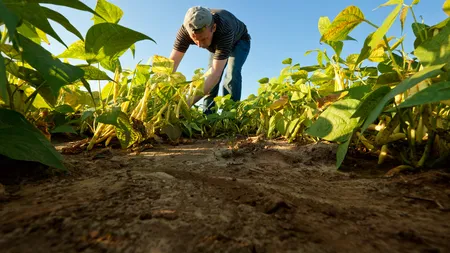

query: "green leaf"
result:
(161, 124), (181, 141)
(50, 124), (76, 134)
(414, 21), (450, 67)
(305, 99), (361, 143)
(377, 72), (401, 85)
(93, 0), (123, 24)
(336, 133), (352, 169)
(320, 6), (365, 42)
(444, 0), (450, 16)
(17, 21), (41, 44)
(282, 58), (292, 65)
(54, 104), (74, 113)
(369, 3), (402, 49)
(115, 114), (141, 148)
(96, 107), (123, 125)
(3, 60), (57, 106)
(0, 54), (8, 103)
(85, 23), (155, 64)
(0, 44), (21, 60)
(41, 7), (84, 41)
(3, 0), (67, 47)
(18, 34), (84, 96)
(130, 44), (136, 58)
(0, 108), (65, 170)
(80, 77), (96, 108)
(0, 0), (20, 41)
(30, 0), (100, 17)
(101, 82), (114, 100)
(352, 86), (391, 118)
(345, 84), (373, 100)
(398, 81), (450, 108)
(268, 112), (283, 137)
(57, 40), (86, 60)
(78, 65), (112, 80)
(310, 70), (334, 83)
(361, 64), (446, 132)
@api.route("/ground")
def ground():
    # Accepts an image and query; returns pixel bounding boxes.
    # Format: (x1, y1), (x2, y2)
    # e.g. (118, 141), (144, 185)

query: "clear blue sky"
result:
(43, 0), (447, 100)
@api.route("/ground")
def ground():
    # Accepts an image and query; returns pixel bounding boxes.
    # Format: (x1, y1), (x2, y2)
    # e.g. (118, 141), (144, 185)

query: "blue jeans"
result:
(203, 39), (251, 114)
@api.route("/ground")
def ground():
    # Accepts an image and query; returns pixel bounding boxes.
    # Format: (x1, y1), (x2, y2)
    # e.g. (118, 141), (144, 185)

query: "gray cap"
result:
(183, 6), (213, 33)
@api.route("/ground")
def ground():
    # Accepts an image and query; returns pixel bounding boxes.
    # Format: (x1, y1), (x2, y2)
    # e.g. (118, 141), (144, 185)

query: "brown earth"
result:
(1, 137), (450, 253)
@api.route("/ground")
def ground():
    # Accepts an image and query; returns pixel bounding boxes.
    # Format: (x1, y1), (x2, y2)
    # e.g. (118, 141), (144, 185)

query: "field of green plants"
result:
(1, 0), (450, 174)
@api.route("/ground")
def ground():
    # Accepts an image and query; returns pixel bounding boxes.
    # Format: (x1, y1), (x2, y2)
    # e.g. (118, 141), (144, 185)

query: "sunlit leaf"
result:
(0, 108), (65, 170)
(305, 99), (360, 142)
(85, 23), (155, 64)
(3, 0), (67, 47)
(78, 65), (112, 80)
(444, 0), (450, 16)
(310, 70), (334, 83)
(58, 40), (86, 60)
(0, 44), (21, 60)
(282, 58), (292, 65)
(320, 6), (365, 42)
(17, 21), (41, 44)
(369, 3), (402, 49)
(361, 64), (446, 132)
(42, 7), (84, 40)
(151, 55), (174, 75)
(258, 77), (269, 84)
(376, 0), (403, 8)
(414, 21), (450, 67)
(18, 34), (84, 96)
(93, 0), (123, 24)
(0, 54), (8, 104)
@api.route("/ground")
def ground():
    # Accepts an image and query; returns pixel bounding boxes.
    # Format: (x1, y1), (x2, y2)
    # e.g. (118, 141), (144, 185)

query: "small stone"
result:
(149, 172), (175, 180)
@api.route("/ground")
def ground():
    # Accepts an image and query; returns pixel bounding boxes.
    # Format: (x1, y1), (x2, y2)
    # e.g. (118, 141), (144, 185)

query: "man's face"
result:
(190, 24), (216, 48)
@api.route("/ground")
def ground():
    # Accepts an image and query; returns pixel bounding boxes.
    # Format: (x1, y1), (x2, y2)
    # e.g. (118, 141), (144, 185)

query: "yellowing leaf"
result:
(268, 95), (289, 110)
(444, 0), (450, 16)
(320, 6), (365, 42)
(400, 6), (408, 32)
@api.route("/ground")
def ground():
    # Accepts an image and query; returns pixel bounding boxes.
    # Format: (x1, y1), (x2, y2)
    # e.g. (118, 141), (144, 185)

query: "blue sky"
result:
(43, 0), (447, 100)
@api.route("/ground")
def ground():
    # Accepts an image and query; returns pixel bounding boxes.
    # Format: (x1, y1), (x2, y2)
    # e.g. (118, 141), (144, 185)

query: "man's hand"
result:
(189, 58), (227, 106)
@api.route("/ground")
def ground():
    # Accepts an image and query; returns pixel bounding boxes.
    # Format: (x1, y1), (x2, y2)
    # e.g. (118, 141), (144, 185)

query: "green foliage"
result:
(0, 108), (65, 170)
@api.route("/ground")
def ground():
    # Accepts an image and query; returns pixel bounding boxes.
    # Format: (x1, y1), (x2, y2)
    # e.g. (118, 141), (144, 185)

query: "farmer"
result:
(169, 6), (251, 114)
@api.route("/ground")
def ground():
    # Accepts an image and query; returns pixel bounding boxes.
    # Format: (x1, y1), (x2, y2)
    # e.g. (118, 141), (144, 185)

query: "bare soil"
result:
(1, 138), (450, 253)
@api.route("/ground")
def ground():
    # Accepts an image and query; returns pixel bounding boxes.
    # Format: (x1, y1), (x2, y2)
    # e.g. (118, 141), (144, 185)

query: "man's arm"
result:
(189, 58), (227, 106)
(169, 49), (185, 73)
